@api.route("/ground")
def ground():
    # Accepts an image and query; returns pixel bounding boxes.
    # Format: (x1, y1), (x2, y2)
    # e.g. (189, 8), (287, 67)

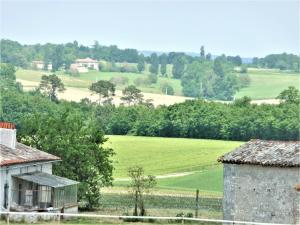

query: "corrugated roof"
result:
(0, 143), (60, 166)
(13, 172), (79, 188)
(218, 140), (300, 167)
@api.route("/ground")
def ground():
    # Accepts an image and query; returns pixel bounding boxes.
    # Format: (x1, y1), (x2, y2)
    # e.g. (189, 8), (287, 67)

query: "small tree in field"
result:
(277, 86), (300, 105)
(128, 166), (156, 217)
(89, 80), (115, 104)
(39, 74), (65, 102)
(121, 85), (144, 105)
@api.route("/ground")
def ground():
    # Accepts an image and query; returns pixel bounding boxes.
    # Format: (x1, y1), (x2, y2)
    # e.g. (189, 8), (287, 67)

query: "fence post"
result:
(181, 215), (184, 225)
(195, 189), (199, 218)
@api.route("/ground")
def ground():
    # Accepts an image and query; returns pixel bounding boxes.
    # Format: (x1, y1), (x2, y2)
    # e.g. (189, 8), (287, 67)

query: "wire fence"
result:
(97, 192), (223, 219)
(0, 211), (291, 225)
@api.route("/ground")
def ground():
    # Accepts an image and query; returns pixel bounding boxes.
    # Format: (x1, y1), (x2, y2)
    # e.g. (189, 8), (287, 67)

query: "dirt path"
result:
(18, 79), (280, 106)
(115, 171), (195, 182)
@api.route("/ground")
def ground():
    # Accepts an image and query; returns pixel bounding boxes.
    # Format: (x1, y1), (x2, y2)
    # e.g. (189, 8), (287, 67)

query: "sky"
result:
(0, 0), (299, 57)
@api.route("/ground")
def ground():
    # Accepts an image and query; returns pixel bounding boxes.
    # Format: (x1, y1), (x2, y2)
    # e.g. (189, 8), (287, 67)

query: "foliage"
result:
(89, 80), (115, 104)
(149, 53), (159, 74)
(128, 166), (156, 216)
(181, 59), (239, 100)
(121, 85), (144, 105)
(172, 56), (185, 79)
(238, 74), (251, 88)
(161, 82), (174, 95)
(109, 76), (129, 86)
(147, 73), (158, 84)
(134, 77), (151, 87)
(137, 55), (145, 73)
(1, 89), (114, 209)
(38, 74), (65, 102)
(252, 53), (300, 72)
(240, 65), (248, 73)
(277, 86), (300, 104)
(159, 53), (168, 76)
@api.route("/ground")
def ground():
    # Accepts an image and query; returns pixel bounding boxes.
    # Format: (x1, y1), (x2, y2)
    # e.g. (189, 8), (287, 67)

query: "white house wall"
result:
(0, 162), (53, 211)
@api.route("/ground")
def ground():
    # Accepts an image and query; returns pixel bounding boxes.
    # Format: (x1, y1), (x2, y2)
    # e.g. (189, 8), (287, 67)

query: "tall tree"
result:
(137, 55), (145, 73)
(200, 46), (205, 59)
(51, 45), (64, 71)
(149, 53), (159, 74)
(121, 85), (144, 105)
(172, 56), (185, 79)
(89, 80), (115, 104)
(19, 110), (114, 209)
(159, 53), (168, 76)
(39, 74), (65, 101)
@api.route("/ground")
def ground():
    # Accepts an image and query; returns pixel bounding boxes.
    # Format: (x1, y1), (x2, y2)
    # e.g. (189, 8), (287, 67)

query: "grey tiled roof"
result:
(0, 143), (60, 166)
(218, 140), (300, 167)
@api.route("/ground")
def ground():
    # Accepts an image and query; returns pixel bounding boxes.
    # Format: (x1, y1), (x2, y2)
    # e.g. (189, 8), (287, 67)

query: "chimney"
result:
(0, 122), (17, 149)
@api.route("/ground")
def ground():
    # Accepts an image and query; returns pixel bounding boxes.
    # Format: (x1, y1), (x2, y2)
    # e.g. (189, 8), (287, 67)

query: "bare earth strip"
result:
(115, 171), (195, 182)
(18, 79), (280, 106)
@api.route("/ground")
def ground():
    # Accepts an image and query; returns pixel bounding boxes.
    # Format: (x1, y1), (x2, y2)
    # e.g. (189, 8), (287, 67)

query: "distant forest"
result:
(1, 39), (299, 71)
(1, 39), (299, 101)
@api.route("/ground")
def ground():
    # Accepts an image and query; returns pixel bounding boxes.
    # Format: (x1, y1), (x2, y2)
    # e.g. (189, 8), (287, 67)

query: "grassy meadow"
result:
(16, 66), (299, 100)
(105, 135), (242, 194)
(236, 68), (300, 99)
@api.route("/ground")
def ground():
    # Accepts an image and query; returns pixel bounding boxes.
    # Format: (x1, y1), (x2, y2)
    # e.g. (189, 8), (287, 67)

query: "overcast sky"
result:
(1, 0), (299, 57)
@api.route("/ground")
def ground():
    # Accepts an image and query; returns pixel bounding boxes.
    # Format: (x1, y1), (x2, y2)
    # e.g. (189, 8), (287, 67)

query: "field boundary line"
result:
(0, 211), (290, 225)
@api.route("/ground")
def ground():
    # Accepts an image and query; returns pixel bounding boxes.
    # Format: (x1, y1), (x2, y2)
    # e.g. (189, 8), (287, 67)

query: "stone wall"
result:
(223, 164), (300, 224)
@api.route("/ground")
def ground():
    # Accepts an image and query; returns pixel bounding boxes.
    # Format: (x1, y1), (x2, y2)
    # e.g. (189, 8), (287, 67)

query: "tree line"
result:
(1, 63), (299, 209)
(252, 53), (300, 72)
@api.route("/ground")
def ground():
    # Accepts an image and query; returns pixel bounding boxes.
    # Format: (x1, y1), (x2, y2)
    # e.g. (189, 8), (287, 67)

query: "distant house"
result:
(71, 57), (98, 73)
(32, 61), (52, 71)
(0, 122), (79, 222)
(219, 140), (300, 224)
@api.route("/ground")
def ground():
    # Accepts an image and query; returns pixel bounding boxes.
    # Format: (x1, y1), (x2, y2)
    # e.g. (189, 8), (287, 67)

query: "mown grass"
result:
(106, 135), (242, 178)
(235, 68), (300, 99)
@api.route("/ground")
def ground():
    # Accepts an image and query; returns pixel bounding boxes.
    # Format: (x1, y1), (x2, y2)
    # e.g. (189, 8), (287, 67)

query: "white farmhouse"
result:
(219, 140), (300, 224)
(32, 61), (52, 71)
(0, 122), (79, 221)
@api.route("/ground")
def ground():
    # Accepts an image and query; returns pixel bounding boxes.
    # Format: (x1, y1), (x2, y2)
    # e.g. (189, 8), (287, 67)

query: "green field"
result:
(16, 66), (183, 95)
(106, 135), (242, 194)
(16, 67), (299, 100)
(235, 68), (300, 99)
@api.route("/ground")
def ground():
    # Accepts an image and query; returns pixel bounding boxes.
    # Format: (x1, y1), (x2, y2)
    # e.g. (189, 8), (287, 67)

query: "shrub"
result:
(240, 65), (248, 73)
(109, 76), (129, 86)
(239, 74), (251, 87)
(134, 77), (151, 86)
(161, 82), (174, 95)
(147, 73), (158, 84)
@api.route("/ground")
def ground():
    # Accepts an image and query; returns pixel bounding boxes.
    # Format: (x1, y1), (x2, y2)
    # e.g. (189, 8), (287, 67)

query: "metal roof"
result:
(13, 172), (79, 188)
(218, 139), (300, 167)
(0, 143), (60, 166)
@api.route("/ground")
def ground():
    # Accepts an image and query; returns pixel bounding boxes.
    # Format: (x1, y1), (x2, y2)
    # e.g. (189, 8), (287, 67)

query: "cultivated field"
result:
(16, 67), (299, 104)
(105, 135), (243, 195)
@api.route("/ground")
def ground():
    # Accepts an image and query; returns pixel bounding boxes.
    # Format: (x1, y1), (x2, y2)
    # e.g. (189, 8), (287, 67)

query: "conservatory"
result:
(10, 172), (79, 212)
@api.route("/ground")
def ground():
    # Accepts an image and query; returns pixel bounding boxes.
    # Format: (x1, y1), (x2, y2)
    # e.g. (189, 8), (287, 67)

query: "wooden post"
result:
(195, 189), (199, 218)
(134, 190), (138, 216)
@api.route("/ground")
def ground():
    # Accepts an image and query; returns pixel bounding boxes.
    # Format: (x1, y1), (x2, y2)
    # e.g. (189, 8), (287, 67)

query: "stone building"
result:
(0, 122), (79, 222)
(219, 140), (300, 224)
